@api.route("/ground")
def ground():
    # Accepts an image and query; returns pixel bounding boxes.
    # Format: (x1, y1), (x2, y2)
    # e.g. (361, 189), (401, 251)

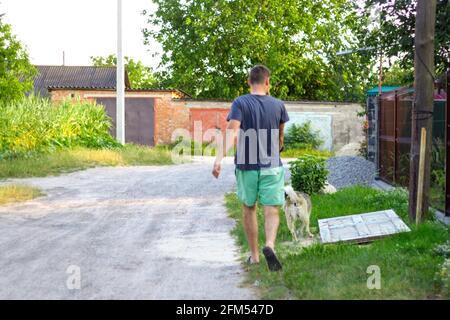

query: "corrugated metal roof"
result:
(33, 65), (131, 97)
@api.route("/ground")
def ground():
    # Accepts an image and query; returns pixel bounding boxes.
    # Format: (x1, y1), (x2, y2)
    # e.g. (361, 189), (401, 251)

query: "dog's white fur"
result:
(322, 182), (337, 194)
(283, 185), (313, 241)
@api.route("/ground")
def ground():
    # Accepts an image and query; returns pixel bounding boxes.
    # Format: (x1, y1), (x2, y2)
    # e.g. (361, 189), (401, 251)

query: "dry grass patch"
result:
(0, 185), (43, 206)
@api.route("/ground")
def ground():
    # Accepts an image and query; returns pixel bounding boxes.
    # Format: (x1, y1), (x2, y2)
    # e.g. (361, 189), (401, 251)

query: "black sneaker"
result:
(262, 246), (282, 272)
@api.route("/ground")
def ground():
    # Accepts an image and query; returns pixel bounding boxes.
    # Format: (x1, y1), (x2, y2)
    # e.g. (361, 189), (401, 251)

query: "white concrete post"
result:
(116, 0), (125, 144)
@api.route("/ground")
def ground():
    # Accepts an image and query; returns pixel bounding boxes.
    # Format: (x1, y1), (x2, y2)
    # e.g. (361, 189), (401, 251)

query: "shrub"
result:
(289, 154), (328, 195)
(284, 121), (323, 150)
(435, 241), (450, 259)
(431, 141), (445, 191)
(0, 96), (119, 159)
(430, 140), (446, 210)
(437, 259), (450, 297)
(358, 119), (369, 159)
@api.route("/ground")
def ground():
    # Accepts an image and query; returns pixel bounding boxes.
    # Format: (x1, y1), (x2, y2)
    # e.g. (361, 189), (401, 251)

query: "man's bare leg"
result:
(263, 206), (280, 250)
(243, 204), (259, 263)
(262, 205), (282, 271)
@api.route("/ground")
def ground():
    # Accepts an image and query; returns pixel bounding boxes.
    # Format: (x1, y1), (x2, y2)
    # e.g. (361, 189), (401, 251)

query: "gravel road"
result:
(0, 158), (256, 299)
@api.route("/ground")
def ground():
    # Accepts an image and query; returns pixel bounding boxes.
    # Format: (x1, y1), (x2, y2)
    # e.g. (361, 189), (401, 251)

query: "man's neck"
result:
(250, 89), (267, 96)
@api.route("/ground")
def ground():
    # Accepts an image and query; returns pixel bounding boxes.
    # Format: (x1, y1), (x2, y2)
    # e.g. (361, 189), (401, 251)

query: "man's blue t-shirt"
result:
(227, 94), (289, 170)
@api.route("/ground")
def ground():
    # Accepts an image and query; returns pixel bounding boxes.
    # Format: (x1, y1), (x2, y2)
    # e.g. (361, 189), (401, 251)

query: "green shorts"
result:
(235, 166), (285, 207)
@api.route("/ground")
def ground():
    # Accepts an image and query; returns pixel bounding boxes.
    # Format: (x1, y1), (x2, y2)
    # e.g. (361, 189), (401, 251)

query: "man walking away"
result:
(212, 65), (289, 271)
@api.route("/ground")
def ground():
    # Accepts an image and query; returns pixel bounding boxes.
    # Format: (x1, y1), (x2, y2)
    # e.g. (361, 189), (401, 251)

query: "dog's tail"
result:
(284, 185), (298, 201)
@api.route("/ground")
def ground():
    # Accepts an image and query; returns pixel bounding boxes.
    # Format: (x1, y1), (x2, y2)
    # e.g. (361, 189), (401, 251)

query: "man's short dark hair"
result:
(249, 65), (271, 85)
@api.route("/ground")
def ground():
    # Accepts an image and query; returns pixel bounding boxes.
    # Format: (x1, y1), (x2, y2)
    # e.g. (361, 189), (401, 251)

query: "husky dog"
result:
(283, 185), (313, 240)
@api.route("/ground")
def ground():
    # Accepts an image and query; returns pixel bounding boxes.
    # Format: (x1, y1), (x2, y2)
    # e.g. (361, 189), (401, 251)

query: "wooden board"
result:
(319, 209), (410, 244)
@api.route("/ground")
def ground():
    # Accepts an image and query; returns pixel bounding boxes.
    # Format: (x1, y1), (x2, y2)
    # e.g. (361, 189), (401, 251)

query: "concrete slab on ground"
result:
(319, 209), (411, 244)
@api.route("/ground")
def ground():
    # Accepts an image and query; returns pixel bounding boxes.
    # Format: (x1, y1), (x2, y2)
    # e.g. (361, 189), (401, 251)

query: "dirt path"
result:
(0, 158), (256, 299)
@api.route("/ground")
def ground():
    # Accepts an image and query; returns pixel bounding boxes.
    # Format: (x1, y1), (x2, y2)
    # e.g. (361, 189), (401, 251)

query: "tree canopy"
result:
(361, 0), (449, 76)
(382, 61), (414, 86)
(143, 0), (373, 101)
(0, 17), (36, 102)
(91, 55), (158, 89)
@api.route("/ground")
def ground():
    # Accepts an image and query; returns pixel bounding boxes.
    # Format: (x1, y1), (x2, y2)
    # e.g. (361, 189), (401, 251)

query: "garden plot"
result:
(319, 209), (411, 244)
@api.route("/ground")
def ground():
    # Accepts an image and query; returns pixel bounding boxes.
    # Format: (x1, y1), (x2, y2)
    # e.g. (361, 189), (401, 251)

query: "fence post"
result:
(394, 90), (398, 184)
(446, 70), (450, 217)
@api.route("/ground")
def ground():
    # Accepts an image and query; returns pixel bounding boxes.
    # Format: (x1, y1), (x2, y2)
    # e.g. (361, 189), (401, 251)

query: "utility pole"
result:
(116, 0), (125, 144)
(378, 51), (383, 95)
(408, 0), (436, 222)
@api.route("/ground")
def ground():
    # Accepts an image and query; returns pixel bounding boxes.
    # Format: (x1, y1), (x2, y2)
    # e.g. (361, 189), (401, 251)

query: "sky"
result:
(0, 0), (162, 69)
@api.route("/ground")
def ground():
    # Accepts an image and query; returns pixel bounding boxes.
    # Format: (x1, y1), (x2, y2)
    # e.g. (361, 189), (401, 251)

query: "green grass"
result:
(225, 186), (450, 299)
(0, 144), (173, 179)
(280, 148), (334, 159)
(0, 185), (43, 205)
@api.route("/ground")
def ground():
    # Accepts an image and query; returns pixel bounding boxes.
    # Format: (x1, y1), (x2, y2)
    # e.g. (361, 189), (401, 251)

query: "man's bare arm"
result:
(212, 120), (240, 178)
(279, 122), (285, 152)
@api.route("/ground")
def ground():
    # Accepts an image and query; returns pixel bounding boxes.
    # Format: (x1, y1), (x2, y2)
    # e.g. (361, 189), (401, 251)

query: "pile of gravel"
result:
(326, 156), (376, 189)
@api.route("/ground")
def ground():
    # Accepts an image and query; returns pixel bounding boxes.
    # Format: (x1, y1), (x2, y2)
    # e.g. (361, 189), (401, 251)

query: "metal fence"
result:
(378, 71), (448, 215)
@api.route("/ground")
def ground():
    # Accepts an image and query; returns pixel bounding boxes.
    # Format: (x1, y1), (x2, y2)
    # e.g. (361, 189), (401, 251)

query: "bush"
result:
(435, 241), (450, 259)
(289, 154), (328, 195)
(430, 140), (446, 210)
(431, 141), (445, 191)
(0, 96), (119, 159)
(437, 259), (450, 297)
(284, 121), (323, 150)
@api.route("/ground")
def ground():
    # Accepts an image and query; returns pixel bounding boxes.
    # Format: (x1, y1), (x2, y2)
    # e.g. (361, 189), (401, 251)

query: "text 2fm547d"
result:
(220, 304), (273, 315)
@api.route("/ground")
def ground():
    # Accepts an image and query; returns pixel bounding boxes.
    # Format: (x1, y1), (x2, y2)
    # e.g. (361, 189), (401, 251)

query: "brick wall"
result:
(154, 98), (190, 145)
(49, 89), (98, 102)
(190, 108), (230, 142)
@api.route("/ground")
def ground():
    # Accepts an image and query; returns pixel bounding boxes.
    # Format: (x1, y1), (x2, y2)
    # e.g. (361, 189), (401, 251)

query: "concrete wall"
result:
(284, 101), (365, 152)
(185, 100), (365, 152)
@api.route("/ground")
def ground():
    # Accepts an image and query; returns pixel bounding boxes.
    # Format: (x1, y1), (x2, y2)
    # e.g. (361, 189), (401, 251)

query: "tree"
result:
(382, 61), (414, 86)
(361, 0), (449, 75)
(143, 0), (373, 101)
(91, 55), (158, 89)
(0, 17), (36, 102)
